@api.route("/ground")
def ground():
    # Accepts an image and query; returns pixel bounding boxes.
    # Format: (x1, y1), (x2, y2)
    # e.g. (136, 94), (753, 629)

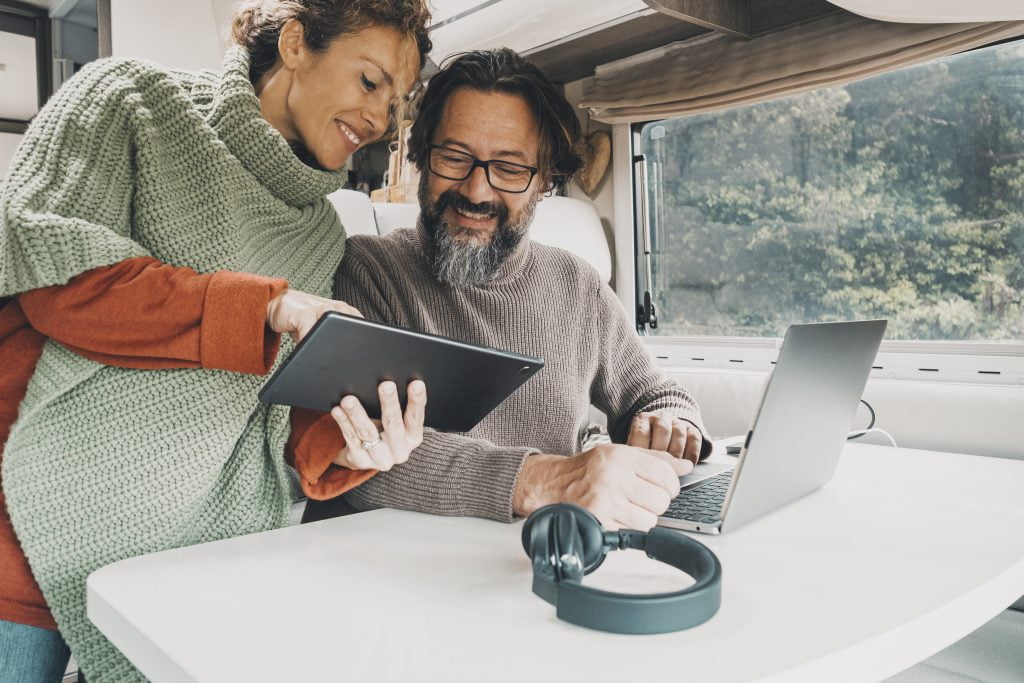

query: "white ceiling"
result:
(827, 0), (1024, 22)
(428, 0), (649, 61)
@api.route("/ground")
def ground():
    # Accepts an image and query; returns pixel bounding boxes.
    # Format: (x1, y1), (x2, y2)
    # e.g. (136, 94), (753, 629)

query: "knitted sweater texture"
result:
(333, 227), (711, 520)
(0, 48), (346, 681)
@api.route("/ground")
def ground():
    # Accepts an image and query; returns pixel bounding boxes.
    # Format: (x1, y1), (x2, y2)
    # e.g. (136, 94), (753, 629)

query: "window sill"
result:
(643, 336), (1024, 385)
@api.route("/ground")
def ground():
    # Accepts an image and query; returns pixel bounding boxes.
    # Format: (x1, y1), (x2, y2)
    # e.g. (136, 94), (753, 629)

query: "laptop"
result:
(658, 320), (887, 535)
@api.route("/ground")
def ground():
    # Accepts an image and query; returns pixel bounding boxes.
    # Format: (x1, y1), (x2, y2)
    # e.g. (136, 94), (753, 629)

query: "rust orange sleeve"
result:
(287, 407), (377, 500)
(17, 258), (373, 499)
(18, 257), (287, 373)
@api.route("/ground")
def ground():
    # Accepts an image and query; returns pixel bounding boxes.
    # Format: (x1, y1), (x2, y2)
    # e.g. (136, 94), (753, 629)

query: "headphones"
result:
(521, 504), (722, 634)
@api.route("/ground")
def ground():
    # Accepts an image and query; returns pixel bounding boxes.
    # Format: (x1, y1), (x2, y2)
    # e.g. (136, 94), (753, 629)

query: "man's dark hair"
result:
(407, 49), (583, 191)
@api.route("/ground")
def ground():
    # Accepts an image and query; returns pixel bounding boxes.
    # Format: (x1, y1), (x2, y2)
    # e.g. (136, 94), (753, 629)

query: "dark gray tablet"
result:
(258, 311), (544, 432)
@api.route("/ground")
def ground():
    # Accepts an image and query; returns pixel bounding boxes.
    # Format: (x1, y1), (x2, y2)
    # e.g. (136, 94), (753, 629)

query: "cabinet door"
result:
(0, 32), (40, 122)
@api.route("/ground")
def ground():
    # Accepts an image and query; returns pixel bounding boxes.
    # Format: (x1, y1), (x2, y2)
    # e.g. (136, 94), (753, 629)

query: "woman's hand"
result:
(330, 380), (427, 471)
(266, 289), (362, 343)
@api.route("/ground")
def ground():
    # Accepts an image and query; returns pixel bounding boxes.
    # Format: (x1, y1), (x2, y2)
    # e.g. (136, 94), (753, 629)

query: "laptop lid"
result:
(718, 320), (887, 533)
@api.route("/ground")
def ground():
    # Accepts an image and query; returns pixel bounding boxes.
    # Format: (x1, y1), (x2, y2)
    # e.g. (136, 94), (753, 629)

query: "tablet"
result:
(258, 311), (544, 432)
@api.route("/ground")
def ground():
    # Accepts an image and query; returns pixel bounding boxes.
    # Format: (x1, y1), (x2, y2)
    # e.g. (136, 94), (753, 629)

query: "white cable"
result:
(847, 428), (898, 448)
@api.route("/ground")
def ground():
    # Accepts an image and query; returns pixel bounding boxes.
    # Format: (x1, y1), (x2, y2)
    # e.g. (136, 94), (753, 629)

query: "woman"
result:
(0, 1), (431, 680)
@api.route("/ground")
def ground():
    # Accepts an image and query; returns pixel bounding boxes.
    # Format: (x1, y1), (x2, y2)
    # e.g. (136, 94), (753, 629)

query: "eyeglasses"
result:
(427, 144), (539, 194)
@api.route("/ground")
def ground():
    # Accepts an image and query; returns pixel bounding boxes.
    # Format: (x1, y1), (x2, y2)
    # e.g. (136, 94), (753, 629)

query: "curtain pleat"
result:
(581, 13), (1024, 123)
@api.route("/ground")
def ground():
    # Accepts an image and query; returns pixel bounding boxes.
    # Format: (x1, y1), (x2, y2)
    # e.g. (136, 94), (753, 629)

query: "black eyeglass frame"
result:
(427, 144), (540, 194)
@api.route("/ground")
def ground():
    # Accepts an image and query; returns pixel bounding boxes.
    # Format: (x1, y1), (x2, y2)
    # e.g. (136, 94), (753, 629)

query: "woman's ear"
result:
(277, 19), (309, 70)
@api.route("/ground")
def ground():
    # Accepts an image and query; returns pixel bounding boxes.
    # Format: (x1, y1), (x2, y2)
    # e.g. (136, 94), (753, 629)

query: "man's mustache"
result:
(435, 190), (508, 224)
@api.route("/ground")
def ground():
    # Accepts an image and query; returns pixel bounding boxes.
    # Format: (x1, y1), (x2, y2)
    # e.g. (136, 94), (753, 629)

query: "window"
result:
(636, 39), (1024, 344)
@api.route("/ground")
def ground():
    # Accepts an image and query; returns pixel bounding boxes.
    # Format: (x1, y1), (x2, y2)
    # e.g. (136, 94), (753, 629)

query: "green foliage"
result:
(645, 41), (1024, 340)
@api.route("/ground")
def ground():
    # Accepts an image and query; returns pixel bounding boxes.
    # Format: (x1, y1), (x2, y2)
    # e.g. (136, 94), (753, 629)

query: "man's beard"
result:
(418, 178), (539, 286)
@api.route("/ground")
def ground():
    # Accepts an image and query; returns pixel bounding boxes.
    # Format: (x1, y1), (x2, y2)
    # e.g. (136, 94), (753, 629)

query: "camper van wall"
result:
(0, 132), (22, 183)
(109, 0), (227, 70)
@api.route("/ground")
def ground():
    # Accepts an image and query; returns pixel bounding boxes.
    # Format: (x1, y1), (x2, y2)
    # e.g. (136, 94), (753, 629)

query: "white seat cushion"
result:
(326, 189), (379, 236)
(373, 201), (420, 236)
(530, 196), (612, 283)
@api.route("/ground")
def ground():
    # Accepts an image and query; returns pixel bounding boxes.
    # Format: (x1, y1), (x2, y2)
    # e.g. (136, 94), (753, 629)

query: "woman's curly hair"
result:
(231, 0), (432, 85)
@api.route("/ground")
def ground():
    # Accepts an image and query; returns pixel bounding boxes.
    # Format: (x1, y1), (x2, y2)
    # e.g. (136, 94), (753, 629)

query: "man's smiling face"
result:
(418, 87), (546, 285)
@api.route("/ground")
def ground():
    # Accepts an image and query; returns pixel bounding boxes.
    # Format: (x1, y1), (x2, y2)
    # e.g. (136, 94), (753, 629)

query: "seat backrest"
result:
(373, 202), (420, 236)
(326, 189), (379, 236)
(370, 195), (613, 283)
(530, 196), (612, 284)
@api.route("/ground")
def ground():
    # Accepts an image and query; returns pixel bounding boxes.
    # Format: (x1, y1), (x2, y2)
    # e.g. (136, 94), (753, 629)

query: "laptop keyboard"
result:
(662, 469), (734, 524)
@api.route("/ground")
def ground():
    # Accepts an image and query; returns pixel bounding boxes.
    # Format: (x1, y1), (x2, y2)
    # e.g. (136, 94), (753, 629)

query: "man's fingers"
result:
(613, 507), (659, 532)
(630, 451), (684, 498)
(667, 421), (688, 459)
(649, 415), (673, 452)
(684, 428), (702, 466)
(628, 479), (673, 517)
(627, 413), (652, 448)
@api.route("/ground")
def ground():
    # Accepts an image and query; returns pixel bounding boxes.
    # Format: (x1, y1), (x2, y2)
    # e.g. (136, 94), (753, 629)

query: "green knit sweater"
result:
(0, 48), (346, 681)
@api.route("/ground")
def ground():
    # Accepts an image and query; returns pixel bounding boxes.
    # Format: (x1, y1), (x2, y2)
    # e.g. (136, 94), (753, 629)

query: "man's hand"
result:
(330, 380), (427, 471)
(266, 288), (362, 343)
(512, 444), (694, 531)
(627, 412), (703, 466)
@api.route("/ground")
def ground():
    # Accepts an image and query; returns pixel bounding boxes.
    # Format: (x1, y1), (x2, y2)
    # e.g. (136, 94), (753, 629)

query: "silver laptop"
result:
(658, 320), (887, 535)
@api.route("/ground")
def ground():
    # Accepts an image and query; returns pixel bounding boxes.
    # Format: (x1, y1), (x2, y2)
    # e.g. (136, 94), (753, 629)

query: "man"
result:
(303, 49), (712, 531)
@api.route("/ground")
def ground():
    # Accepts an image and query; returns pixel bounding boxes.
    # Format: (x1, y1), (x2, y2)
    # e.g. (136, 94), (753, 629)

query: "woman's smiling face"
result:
(258, 21), (420, 171)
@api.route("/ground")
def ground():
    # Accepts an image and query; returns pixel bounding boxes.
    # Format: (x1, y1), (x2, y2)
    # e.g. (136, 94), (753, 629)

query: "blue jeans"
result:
(0, 619), (71, 683)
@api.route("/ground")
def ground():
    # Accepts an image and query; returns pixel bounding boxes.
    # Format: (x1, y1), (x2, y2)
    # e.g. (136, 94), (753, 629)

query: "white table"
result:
(87, 443), (1024, 682)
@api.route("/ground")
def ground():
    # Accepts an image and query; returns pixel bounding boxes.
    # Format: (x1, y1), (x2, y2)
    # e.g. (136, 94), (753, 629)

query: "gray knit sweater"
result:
(332, 224), (711, 521)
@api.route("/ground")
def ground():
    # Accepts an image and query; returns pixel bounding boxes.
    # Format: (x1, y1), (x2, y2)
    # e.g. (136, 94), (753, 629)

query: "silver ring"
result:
(361, 438), (383, 452)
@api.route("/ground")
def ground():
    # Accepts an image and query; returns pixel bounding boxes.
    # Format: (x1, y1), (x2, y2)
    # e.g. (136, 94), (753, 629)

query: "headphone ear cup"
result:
(521, 504), (609, 575)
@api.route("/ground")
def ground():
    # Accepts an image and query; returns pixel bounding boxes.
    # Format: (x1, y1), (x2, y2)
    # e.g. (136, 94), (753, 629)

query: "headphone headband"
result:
(523, 504), (722, 634)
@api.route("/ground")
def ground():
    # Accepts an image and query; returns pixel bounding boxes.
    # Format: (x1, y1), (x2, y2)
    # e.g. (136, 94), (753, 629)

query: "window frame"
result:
(625, 42), (1024, 383)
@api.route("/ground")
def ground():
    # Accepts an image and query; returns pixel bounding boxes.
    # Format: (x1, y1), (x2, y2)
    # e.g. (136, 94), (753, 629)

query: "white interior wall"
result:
(210, 0), (237, 52)
(1, 133), (24, 183)
(109, 0), (225, 70)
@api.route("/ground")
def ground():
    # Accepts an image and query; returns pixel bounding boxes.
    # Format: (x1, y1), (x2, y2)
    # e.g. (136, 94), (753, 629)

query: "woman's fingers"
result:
(340, 396), (393, 470)
(403, 380), (426, 445)
(340, 396), (380, 444)
(330, 381), (429, 471)
(377, 382), (410, 464)
(331, 406), (375, 470)
(265, 289), (364, 342)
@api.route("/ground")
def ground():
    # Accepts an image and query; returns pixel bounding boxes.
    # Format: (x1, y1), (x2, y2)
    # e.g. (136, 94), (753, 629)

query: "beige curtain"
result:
(580, 13), (1024, 123)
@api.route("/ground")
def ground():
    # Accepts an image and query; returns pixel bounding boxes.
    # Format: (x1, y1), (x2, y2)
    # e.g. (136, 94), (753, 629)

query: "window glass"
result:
(639, 39), (1024, 341)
